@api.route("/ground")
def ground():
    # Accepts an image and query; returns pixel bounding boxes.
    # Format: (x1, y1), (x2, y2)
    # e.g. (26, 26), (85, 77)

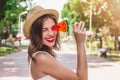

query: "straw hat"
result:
(23, 6), (59, 38)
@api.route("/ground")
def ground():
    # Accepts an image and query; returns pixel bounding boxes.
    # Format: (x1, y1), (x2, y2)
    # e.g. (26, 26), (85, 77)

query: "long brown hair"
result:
(28, 14), (60, 62)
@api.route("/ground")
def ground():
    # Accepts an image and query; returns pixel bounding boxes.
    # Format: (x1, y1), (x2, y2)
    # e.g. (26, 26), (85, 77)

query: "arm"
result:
(76, 41), (88, 80)
(74, 21), (88, 80)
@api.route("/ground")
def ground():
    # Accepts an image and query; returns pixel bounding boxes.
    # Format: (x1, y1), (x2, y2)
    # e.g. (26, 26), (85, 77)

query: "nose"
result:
(48, 29), (54, 35)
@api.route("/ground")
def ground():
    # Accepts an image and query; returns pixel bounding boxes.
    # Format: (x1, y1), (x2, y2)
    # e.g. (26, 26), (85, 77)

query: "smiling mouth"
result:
(46, 38), (55, 43)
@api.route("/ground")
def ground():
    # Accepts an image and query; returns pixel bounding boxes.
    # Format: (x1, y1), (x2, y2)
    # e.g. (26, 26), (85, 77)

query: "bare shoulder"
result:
(33, 51), (56, 67)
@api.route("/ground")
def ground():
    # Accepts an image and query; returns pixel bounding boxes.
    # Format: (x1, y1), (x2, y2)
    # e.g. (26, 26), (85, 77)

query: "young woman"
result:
(23, 6), (88, 80)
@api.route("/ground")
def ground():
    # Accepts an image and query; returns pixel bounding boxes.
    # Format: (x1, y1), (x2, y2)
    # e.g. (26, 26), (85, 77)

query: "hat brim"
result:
(23, 9), (59, 38)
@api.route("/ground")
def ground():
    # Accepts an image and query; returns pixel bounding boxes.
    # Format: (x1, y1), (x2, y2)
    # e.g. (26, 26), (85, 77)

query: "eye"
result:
(42, 28), (48, 32)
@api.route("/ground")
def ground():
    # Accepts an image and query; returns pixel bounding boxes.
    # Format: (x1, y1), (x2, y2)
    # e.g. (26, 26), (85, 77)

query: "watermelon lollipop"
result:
(51, 20), (69, 32)
(57, 20), (69, 32)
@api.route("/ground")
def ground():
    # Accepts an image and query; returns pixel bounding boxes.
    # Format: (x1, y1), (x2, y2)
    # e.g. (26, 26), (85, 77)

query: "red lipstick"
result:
(46, 38), (54, 43)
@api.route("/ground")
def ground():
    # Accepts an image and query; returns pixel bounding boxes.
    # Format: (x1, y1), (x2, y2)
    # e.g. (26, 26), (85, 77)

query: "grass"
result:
(106, 54), (120, 62)
(18, 45), (28, 49)
(89, 50), (120, 62)
(0, 45), (28, 56)
(0, 46), (14, 56)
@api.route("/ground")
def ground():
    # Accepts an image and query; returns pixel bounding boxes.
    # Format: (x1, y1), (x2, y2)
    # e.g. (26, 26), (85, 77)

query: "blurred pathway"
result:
(0, 50), (32, 80)
(0, 48), (120, 80)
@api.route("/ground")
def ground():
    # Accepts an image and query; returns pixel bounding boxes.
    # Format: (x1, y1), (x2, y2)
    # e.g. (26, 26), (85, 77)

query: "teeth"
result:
(47, 38), (54, 40)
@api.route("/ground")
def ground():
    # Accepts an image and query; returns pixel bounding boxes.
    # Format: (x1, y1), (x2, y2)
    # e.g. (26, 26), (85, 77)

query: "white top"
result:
(39, 75), (56, 80)
(29, 51), (56, 80)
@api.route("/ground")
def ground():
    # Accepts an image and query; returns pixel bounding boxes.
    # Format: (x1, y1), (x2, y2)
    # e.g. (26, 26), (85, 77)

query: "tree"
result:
(106, 0), (120, 50)
(91, 0), (113, 48)
(61, 0), (90, 28)
(61, 0), (112, 47)
(0, 0), (27, 36)
(61, 0), (120, 50)
(0, 0), (27, 46)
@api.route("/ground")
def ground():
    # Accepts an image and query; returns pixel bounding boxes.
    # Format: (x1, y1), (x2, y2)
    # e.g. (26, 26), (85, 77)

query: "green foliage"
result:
(0, 0), (26, 23)
(61, 0), (90, 29)
(0, 0), (27, 39)
(0, 0), (6, 21)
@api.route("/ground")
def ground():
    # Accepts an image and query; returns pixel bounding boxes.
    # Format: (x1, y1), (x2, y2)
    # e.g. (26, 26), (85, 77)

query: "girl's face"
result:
(42, 18), (57, 48)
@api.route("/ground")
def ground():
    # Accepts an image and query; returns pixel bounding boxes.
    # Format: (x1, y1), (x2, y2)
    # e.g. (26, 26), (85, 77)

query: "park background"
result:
(0, 0), (120, 80)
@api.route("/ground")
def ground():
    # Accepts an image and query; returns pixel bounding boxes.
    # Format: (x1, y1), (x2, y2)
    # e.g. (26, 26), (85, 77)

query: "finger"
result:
(74, 22), (79, 31)
(79, 21), (85, 30)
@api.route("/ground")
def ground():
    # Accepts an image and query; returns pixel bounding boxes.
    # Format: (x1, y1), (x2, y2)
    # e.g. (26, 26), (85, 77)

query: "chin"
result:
(44, 44), (54, 48)
(48, 44), (54, 48)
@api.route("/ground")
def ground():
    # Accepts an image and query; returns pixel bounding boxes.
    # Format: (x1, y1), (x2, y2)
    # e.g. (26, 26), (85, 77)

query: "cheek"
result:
(42, 32), (46, 41)
(53, 31), (58, 37)
(42, 33), (45, 38)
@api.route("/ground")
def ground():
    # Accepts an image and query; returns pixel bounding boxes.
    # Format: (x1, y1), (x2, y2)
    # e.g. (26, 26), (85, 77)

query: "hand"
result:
(73, 21), (86, 44)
